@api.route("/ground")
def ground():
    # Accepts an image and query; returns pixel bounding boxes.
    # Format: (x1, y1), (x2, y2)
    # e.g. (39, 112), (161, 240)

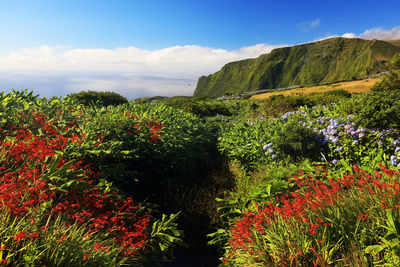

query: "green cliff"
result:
(194, 38), (400, 97)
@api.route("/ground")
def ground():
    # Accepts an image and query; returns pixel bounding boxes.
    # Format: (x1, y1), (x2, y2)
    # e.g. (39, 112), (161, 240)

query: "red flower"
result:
(28, 232), (39, 238)
(358, 214), (369, 221)
(58, 235), (68, 243)
(83, 254), (92, 261)
(14, 232), (26, 242)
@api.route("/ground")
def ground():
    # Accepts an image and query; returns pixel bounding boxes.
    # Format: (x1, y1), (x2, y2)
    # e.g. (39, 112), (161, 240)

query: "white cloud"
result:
(0, 44), (284, 74)
(312, 25), (400, 43)
(359, 26), (400, 40)
(310, 19), (320, 29)
(341, 32), (357, 38)
(0, 43), (287, 98)
(340, 26), (400, 40)
(298, 18), (320, 32)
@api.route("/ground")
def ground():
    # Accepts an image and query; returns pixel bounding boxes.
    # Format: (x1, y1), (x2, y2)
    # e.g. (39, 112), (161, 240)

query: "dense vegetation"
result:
(68, 90), (128, 107)
(372, 53), (400, 92)
(0, 91), (218, 265)
(194, 37), (400, 97)
(207, 55), (400, 266)
(2, 52), (400, 266)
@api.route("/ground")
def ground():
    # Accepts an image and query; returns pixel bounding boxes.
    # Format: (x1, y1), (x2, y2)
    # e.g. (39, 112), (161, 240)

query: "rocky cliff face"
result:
(194, 38), (400, 97)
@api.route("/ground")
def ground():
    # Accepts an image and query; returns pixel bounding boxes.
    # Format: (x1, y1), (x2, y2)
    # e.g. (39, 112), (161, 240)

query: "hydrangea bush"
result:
(219, 104), (400, 170)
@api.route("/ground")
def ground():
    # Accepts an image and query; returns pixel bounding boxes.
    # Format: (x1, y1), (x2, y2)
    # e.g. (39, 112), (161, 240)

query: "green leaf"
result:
(365, 244), (386, 255)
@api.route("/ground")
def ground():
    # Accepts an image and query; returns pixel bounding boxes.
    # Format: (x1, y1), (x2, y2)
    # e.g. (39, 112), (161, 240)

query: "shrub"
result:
(218, 119), (272, 170)
(270, 120), (325, 161)
(308, 89), (352, 105)
(0, 91), (183, 265)
(372, 53), (400, 92)
(68, 90), (128, 106)
(222, 165), (400, 266)
(162, 96), (232, 117)
(353, 90), (400, 129)
(241, 94), (252, 100)
(263, 95), (314, 117)
(262, 91), (352, 118)
(324, 89), (352, 97)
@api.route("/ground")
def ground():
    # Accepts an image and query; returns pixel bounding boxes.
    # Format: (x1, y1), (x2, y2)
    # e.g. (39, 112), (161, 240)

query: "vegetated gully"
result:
(160, 139), (235, 266)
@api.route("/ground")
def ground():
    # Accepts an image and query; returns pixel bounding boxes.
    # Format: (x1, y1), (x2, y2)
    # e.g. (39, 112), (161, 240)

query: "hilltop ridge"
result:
(194, 37), (400, 97)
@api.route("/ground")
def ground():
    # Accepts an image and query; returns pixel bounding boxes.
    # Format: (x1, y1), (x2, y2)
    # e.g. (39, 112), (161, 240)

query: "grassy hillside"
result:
(194, 37), (400, 97)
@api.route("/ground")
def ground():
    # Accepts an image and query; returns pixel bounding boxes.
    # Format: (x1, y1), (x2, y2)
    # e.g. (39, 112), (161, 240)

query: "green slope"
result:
(194, 38), (400, 97)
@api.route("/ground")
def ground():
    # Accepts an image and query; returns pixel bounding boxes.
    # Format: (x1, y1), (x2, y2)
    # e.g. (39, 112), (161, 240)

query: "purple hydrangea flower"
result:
(263, 143), (273, 151)
(335, 147), (344, 152)
(330, 129), (338, 136)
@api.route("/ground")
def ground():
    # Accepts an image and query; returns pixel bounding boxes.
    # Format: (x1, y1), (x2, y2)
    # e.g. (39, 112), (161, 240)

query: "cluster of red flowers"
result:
(124, 112), (164, 144)
(226, 164), (400, 263)
(148, 120), (164, 144)
(0, 111), (157, 257)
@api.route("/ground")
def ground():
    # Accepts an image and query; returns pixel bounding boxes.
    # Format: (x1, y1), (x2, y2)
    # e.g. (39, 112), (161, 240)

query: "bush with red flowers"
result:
(0, 91), (183, 266)
(220, 164), (400, 266)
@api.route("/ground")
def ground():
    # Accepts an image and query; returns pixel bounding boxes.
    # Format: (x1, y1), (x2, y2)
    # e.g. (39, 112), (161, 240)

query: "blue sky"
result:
(1, 0), (400, 98)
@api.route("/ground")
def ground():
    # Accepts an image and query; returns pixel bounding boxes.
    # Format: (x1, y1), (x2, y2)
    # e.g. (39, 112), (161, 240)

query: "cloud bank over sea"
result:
(0, 44), (285, 99)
